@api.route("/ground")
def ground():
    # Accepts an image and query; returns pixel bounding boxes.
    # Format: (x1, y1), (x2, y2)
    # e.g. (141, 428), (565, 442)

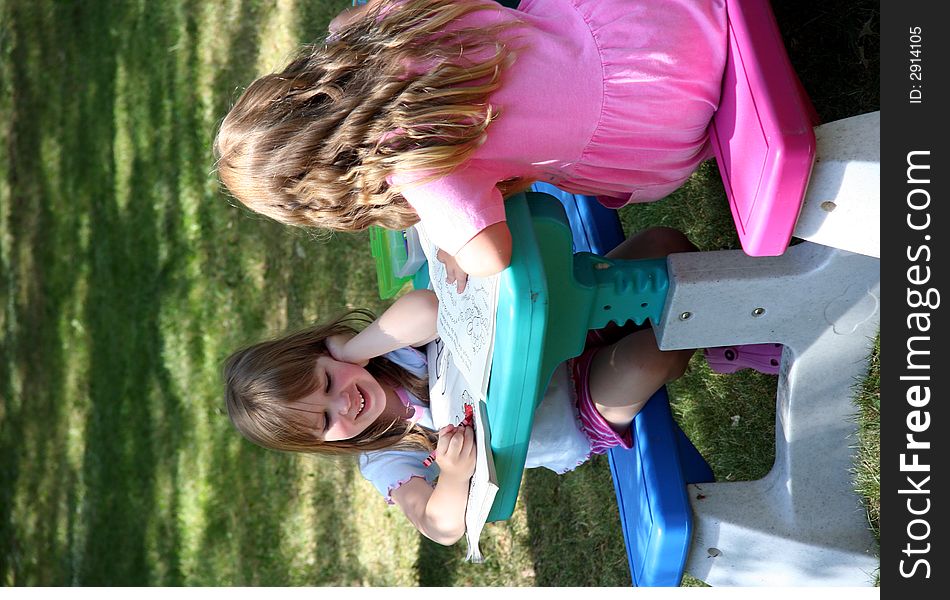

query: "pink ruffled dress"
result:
(397, 0), (727, 255)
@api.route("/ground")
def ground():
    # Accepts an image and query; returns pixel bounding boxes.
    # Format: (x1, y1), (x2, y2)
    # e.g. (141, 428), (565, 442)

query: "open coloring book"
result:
(415, 224), (500, 562)
(426, 338), (498, 562)
(414, 225), (499, 400)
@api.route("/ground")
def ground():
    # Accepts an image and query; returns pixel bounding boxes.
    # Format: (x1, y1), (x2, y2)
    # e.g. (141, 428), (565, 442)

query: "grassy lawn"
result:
(0, 0), (879, 587)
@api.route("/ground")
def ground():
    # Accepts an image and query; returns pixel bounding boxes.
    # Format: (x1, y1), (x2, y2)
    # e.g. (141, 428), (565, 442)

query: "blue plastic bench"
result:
(532, 184), (714, 587)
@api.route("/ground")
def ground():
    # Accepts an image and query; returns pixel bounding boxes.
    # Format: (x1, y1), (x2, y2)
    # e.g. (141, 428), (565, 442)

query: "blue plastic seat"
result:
(532, 184), (714, 586)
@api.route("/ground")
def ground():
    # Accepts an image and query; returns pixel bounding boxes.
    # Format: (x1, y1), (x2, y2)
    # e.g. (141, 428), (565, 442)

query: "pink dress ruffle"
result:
(550, 0), (727, 205)
(399, 0), (727, 253)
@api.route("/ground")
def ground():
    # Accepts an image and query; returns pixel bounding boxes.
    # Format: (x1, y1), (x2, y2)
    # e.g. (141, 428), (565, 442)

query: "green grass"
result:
(854, 337), (881, 545)
(1, 0), (879, 587)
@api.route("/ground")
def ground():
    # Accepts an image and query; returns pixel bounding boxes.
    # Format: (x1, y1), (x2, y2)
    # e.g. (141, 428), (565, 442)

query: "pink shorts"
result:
(571, 343), (634, 455)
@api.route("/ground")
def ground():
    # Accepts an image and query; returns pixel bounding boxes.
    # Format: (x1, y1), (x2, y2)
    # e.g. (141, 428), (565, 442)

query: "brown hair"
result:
(223, 309), (436, 455)
(214, 0), (520, 232)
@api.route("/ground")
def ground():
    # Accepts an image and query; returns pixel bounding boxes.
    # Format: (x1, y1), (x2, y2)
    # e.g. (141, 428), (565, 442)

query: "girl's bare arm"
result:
(333, 289), (439, 364)
(390, 425), (476, 545)
(453, 221), (513, 279)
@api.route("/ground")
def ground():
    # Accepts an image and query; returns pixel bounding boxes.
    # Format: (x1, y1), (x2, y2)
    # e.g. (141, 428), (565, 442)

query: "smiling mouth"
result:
(355, 387), (366, 418)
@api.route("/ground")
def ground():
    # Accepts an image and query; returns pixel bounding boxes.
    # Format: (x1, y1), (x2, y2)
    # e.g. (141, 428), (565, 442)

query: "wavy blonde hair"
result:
(214, 0), (521, 231)
(223, 309), (437, 456)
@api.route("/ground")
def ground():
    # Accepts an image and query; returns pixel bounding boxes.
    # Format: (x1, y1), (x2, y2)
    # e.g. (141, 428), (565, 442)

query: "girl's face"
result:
(292, 356), (389, 441)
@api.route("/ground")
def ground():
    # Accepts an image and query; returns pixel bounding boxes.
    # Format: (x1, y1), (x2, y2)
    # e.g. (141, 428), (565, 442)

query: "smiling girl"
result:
(223, 228), (696, 545)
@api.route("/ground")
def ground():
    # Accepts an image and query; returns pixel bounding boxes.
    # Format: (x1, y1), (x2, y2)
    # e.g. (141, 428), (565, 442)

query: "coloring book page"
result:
(425, 337), (498, 563)
(425, 337), (471, 428)
(414, 224), (499, 400)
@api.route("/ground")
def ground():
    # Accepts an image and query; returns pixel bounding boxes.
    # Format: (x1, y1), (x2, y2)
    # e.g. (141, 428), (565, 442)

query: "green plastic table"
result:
(485, 191), (669, 521)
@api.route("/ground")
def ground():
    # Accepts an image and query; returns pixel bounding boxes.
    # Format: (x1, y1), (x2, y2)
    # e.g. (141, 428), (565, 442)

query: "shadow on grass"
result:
(521, 457), (630, 586)
(414, 534), (463, 586)
(191, 0), (384, 585)
(1, 0), (124, 585)
(772, 0), (880, 122)
(293, 0), (346, 44)
(668, 361), (778, 482)
(2, 0), (362, 585)
(72, 0), (195, 583)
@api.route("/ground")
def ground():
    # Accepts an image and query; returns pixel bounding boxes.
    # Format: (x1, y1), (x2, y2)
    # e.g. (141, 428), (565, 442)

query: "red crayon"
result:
(462, 403), (474, 427)
(423, 404), (475, 467)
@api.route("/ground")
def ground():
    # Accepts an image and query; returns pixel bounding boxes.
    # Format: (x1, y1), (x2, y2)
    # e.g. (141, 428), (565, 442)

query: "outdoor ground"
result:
(0, 0), (879, 586)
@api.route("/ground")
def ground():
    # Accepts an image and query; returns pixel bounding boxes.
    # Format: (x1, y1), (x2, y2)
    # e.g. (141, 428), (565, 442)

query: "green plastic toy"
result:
(369, 226), (428, 298)
(367, 192), (669, 522)
(486, 192), (669, 521)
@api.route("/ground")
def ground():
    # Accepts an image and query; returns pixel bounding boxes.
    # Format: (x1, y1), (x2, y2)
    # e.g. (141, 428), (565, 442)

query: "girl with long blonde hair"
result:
(215, 0), (726, 289)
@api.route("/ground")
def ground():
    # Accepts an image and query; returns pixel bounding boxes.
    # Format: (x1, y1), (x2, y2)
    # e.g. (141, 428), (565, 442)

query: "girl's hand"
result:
(326, 333), (367, 366)
(436, 249), (469, 294)
(434, 424), (476, 482)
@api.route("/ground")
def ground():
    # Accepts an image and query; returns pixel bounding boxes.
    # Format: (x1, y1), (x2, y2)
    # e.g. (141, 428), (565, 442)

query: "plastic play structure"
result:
(365, 0), (880, 587)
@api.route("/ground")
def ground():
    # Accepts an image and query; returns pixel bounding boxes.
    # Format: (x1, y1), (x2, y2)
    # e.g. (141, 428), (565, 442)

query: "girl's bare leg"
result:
(587, 227), (697, 433)
(588, 329), (693, 433)
(605, 226), (697, 261)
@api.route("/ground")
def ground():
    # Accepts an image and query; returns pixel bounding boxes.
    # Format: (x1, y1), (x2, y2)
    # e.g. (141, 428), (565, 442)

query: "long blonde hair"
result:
(223, 309), (436, 456)
(214, 0), (519, 231)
